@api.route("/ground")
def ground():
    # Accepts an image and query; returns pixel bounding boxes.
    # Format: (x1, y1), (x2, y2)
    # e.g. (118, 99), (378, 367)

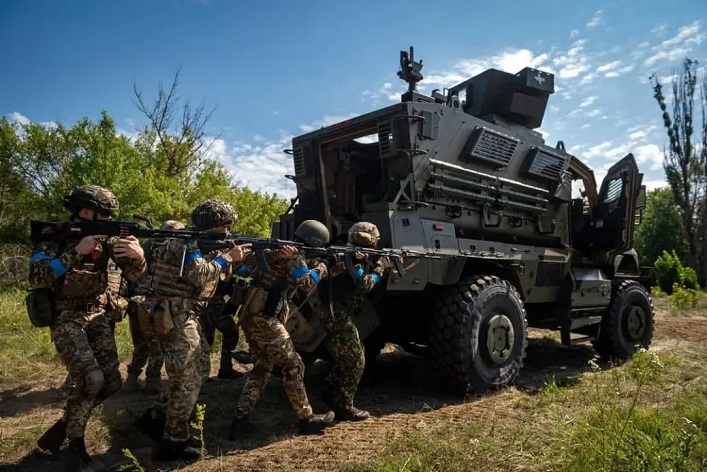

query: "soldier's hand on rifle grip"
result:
(275, 245), (299, 260)
(113, 235), (145, 260)
(355, 252), (368, 261)
(76, 235), (108, 255)
(228, 243), (252, 263)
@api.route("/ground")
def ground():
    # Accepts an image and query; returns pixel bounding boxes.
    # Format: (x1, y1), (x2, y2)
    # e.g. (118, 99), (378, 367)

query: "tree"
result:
(634, 187), (687, 266)
(649, 57), (707, 283)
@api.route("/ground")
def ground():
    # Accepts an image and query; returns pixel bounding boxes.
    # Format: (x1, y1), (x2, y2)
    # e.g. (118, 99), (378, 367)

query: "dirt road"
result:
(1, 301), (706, 472)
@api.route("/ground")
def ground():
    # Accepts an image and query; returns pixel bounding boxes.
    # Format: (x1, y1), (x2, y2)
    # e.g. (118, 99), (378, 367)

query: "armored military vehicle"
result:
(271, 46), (653, 393)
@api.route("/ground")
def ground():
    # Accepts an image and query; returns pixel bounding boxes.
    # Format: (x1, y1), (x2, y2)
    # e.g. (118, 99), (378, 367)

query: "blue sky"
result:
(1, 0), (706, 197)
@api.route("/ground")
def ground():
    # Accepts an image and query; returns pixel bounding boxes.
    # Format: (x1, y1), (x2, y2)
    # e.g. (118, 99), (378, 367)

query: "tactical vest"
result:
(150, 240), (219, 300)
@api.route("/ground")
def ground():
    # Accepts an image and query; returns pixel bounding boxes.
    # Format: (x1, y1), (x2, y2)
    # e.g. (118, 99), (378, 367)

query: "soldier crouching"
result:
(228, 220), (336, 438)
(133, 202), (250, 461)
(31, 186), (147, 471)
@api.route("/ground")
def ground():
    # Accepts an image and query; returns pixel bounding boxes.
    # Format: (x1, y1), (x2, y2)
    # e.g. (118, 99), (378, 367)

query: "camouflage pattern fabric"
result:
(234, 249), (327, 419)
(147, 237), (232, 441)
(126, 312), (164, 380)
(52, 310), (122, 439)
(125, 238), (165, 381)
(153, 318), (202, 442)
(235, 315), (312, 419)
(28, 234), (147, 440)
(321, 309), (365, 410)
(313, 254), (391, 410)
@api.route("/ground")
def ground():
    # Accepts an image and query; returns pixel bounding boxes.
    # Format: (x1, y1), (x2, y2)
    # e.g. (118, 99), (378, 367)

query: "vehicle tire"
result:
(592, 279), (654, 360)
(429, 275), (528, 394)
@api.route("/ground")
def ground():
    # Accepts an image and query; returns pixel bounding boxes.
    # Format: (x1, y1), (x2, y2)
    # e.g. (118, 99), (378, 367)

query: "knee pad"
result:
(83, 369), (105, 399)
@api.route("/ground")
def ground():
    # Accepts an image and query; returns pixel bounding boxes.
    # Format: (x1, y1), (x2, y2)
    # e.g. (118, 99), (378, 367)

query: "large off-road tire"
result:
(592, 279), (654, 361)
(429, 275), (528, 394)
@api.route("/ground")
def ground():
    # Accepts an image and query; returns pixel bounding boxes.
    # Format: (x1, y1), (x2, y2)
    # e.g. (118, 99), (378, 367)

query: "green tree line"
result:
(0, 72), (289, 284)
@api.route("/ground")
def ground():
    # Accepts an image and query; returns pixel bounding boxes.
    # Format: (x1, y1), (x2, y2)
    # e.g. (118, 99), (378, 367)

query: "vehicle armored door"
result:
(594, 153), (643, 258)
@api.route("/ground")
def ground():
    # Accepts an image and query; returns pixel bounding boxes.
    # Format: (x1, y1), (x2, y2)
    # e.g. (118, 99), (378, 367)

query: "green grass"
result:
(342, 349), (707, 472)
(0, 287), (139, 384)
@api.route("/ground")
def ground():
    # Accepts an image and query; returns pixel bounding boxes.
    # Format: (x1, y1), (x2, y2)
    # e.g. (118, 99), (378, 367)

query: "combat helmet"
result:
(294, 220), (330, 248)
(61, 185), (120, 215)
(191, 199), (237, 231)
(161, 220), (185, 230)
(347, 222), (380, 248)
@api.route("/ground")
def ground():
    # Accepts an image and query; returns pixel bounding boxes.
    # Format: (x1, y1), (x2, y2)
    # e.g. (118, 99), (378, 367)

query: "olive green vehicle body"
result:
(271, 47), (653, 392)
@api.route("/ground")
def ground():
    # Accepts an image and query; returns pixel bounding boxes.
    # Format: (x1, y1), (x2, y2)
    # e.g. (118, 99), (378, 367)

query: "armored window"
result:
(604, 178), (623, 203)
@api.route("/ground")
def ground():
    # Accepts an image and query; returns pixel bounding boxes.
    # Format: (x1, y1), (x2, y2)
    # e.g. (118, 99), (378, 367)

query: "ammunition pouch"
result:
(25, 288), (56, 328)
(137, 297), (175, 335)
(105, 292), (129, 323)
(61, 269), (104, 298)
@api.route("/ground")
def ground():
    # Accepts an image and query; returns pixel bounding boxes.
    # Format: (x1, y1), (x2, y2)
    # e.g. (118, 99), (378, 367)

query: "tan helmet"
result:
(161, 220), (185, 230)
(347, 222), (380, 248)
(191, 199), (237, 230)
(294, 220), (330, 247)
(61, 185), (120, 214)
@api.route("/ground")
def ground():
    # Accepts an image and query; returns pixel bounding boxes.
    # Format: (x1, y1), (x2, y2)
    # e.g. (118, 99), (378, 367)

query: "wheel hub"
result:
(625, 305), (647, 340)
(485, 314), (514, 364)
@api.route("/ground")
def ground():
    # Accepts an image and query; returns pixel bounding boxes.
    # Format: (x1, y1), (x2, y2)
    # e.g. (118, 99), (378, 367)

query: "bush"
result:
(654, 250), (699, 295)
(669, 284), (701, 311)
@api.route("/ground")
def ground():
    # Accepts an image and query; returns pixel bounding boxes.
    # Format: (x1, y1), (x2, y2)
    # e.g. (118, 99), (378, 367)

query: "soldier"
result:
(31, 186), (147, 470)
(123, 220), (185, 394)
(228, 220), (335, 438)
(318, 222), (393, 421)
(190, 200), (247, 381)
(133, 202), (251, 461)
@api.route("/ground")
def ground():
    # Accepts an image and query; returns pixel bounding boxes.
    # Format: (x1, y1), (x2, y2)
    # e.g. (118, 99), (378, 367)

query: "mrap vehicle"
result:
(271, 46), (652, 393)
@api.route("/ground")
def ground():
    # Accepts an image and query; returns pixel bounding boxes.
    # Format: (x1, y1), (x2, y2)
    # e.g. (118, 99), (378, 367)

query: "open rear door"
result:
(593, 153), (643, 260)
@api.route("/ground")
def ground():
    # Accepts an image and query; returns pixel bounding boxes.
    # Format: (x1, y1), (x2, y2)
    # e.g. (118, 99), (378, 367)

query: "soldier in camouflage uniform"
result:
(189, 200), (247, 382)
(123, 220), (185, 394)
(31, 186), (147, 470)
(228, 220), (335, 438)
(317, 222), (393, 421)
(134, 202), (251, 461)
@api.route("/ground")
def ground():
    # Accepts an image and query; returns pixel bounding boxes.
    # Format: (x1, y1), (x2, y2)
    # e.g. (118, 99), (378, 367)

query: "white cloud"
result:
(9, 112), (30, 126)
(629, 130), (647, 140)
(586, 10), (603, 29)
(552, 39), (591, 79)
(643, 178), (668, 191)
(570, 29), (580, 39)
(596, 61), (622, 73)
(644, 21), (706, 66)
(634, 143), (664, 170)
(579, 96), (597, 108)
(420, 49), (552, 89)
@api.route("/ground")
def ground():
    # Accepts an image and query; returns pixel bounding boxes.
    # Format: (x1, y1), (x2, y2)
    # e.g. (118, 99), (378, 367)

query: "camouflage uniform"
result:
(31, 186), (147, 468)
(124, 221), (184, 393)
(141, 237), (229, 448)
(198, 275), (244, 380)
(229, 243), (335, 437)
(317, 222), (391, 420)
(187, 200), (245, 382)
(135, 201), (246, 460)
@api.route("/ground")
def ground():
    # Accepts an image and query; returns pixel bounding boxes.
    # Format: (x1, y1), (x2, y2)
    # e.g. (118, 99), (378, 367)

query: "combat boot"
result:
(228, 414), (256, 440)
(144, 376), (166, 394)
(135, 407), (166, 443)
(37, 418), (67, 453)
(298, 411), (335, 435)
(64, 437), (91, 471)
(217, 366), (244, 380)
(154, 437), (201, 462)
(122, 372), (141, 392)
(232, 350), (252, 365)
(335, 406), (370, 422)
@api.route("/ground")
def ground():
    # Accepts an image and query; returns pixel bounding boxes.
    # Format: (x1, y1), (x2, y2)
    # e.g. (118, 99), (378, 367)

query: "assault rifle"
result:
(29, 217), (440, 279)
